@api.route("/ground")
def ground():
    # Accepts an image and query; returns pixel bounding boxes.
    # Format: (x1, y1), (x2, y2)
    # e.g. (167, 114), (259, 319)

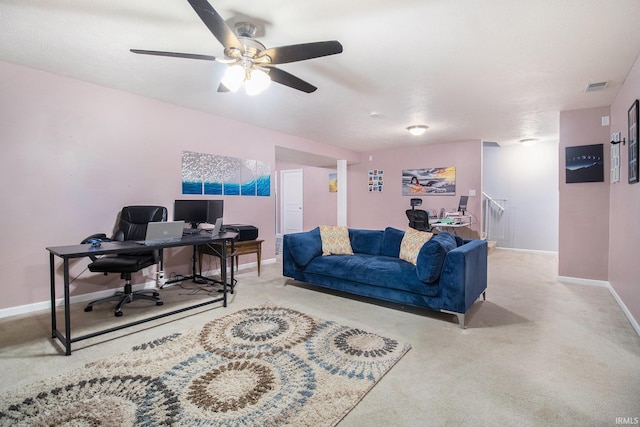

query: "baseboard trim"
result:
(0, 281), (158, 320)
(557, 276), (609, 287)
(495, 247), (559, 255)
(0, 258), (278, 320)
(558, 275), (640, 337)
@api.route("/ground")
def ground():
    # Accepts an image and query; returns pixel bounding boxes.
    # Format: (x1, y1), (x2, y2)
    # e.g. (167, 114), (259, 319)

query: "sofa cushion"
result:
(415, 232), (458, 283)
(381, 227), (404, 258)
(287, 227), (322, 267)
(399, 228), (433, 265)
(349, 229), (384, 255)
(304, 253), (439, 297)
(320, 225), (354, 256)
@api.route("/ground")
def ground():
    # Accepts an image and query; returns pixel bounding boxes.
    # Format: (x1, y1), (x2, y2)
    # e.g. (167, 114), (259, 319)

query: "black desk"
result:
(46, 232), (237, 355)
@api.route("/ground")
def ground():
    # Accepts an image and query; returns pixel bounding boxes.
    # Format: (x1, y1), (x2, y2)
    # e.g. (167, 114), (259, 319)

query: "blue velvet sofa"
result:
(282, 227), (488, 328)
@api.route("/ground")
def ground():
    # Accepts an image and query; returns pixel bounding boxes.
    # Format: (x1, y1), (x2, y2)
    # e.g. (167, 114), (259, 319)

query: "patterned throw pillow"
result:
(320, 225), (354, 256)
(399, 227), (433, 265)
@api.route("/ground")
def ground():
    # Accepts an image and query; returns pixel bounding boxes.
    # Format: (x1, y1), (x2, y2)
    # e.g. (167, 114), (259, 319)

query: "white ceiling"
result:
(2, 0), (640, 156)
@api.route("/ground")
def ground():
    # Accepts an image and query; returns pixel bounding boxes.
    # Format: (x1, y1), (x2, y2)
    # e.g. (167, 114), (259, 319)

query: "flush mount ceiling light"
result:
(407, 125), (428, 136)
(519, 138), (539, 147)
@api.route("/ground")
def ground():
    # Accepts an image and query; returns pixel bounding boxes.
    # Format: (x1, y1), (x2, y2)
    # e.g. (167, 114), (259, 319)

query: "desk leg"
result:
(49, 253), (56, 337)
(221, 240), (227, 307)
(63, 258), (71, 356)
(257, 243), (262, 277)
(229, 241), (235, 294)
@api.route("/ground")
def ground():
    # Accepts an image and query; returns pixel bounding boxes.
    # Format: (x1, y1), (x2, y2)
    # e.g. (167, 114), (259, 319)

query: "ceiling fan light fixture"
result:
(407, 125), (428, 136)
(244, 68), (271, 96)
(221, 64), (245, 93)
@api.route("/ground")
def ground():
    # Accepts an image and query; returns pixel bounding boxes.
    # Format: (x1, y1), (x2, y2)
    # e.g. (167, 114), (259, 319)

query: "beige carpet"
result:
(1, 249), (639, 426)
(0, 305), (410, 426)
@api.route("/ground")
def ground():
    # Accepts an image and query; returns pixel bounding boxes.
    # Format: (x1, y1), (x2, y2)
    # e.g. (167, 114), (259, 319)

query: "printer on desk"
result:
(222, 224), (258, 241)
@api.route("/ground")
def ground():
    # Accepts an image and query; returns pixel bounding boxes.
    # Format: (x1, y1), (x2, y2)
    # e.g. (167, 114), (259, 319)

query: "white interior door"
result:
(281, 169), (303, 234)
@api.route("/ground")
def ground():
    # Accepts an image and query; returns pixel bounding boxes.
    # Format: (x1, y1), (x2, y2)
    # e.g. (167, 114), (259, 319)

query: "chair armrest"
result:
(80, 233), (109, 244)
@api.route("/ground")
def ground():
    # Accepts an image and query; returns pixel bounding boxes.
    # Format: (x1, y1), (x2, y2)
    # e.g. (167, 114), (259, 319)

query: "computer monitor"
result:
(458, 195), (469, 214)
(174, 200), (208, 230)
(206, 200), (224, 224)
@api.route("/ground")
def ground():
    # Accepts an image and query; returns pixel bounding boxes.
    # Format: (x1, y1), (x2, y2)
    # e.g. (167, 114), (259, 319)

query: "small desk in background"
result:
(199, 239), (264, 276)
(431, 218), (471, 235)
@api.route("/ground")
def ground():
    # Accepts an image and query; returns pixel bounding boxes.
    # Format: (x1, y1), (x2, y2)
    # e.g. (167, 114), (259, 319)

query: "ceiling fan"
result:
(130, 0), (343, 95)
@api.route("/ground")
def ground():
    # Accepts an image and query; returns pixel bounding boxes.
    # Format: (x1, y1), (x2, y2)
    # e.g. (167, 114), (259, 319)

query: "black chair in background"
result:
(406, 198), (431, 232)
(83, 205), (167, 317)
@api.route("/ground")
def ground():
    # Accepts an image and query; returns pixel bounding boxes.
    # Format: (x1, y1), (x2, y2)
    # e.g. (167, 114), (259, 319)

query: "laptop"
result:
(208, 217), (223, 236)
(136, 221), (185, 245)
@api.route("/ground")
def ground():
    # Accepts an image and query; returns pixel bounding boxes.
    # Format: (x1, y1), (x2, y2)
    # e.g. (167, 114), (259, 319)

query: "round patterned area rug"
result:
(0, 305), (410, 426)
(200, 306), (317, 358)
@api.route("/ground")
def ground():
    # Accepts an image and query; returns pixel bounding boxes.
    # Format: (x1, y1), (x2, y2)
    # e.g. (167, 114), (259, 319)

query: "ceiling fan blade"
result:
(130, 49), (218, 61)
(266, 67), (317, 93)
(259, 41), (343, 65)
(187, 0), (244, 52)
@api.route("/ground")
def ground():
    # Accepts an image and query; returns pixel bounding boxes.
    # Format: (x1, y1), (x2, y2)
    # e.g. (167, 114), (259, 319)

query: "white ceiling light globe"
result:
(221, 65), (245, 93)
(244, 69), (271, 96)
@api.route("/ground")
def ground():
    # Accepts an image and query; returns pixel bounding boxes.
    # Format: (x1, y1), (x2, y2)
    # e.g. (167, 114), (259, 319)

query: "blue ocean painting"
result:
(182, 181), (203, 195)
(256, 160), (271, 197)
(240, 160), (256, 196)
(204, 182), (223, 195)
(182, 151), (270, 197)
(257, 175), (270, 196)
(241, 181), (256, 196)
(202, 153), (225, 195)
(224, 182), (240, 195)
(182, 151), (203, 194)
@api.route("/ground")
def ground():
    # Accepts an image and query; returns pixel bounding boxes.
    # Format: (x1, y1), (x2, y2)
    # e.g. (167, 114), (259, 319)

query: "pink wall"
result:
(275, 162), (339, 232)
(0, 61), (358, 311)
(558, 107), (611, 280)
(347, 140), (483, 235)
(608, 54), (640, 323)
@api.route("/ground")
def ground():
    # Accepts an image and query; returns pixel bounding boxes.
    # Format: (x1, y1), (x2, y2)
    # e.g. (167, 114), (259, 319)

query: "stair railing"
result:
(481, 192), (507, 242)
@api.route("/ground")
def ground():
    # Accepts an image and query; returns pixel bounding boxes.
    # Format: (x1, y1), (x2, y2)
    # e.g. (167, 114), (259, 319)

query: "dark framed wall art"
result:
(628, 99), (639, 184)
(565, 144), (604, 183)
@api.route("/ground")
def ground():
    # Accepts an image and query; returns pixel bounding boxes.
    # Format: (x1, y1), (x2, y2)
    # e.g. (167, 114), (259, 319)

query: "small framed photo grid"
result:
(368, 169), (384, 192)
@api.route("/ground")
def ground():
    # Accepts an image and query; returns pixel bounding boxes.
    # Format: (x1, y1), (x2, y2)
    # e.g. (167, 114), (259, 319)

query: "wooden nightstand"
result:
(199, 239), (264, 276)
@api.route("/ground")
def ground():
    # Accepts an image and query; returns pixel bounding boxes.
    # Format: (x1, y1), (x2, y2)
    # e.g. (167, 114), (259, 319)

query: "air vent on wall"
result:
(585, 81), (608, 92)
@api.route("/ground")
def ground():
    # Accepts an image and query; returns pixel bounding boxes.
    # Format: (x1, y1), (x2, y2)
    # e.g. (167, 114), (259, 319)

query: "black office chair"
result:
(83, 205), (167, 317)
(406, 198), (431, 232)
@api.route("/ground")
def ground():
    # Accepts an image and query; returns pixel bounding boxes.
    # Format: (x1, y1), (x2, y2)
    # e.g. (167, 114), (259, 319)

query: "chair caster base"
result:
(115, 311), (123, 317)
(84, 306), (93, 312)
(156, 301), (164, 306)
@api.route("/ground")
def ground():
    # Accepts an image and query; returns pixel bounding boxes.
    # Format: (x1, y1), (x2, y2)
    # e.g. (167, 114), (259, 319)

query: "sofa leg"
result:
(441, 310), (465, 329)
